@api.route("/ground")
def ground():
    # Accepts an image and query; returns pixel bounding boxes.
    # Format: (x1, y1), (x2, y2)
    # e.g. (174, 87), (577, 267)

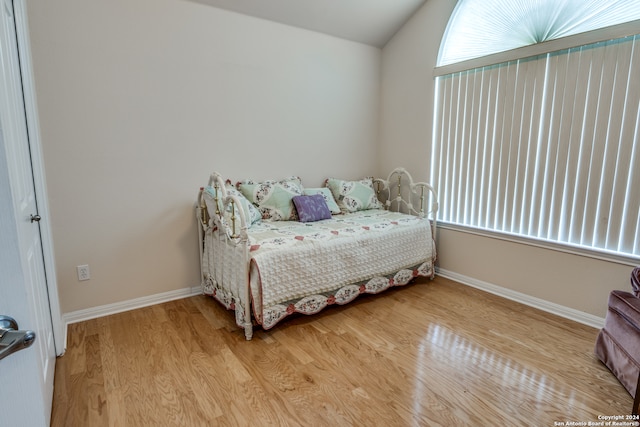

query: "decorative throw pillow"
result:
(325, 177), (384, 213)
(225, 186), (262, 226)
(303, 188), (341, 214)
(201, 185), (261, 227)
(202, 186), (223, 218)
(237, 177), (304, 221)
(292, 194), (332, 223)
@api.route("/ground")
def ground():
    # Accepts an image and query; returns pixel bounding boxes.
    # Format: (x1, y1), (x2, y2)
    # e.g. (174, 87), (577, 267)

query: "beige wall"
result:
(378, 0), (457, 182)
(26, 0), (381, 313)
(380, 0), (632, 319)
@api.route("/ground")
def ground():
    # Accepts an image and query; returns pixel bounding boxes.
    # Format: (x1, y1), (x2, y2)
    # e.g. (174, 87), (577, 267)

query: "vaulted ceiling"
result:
(188, 0), (427, 47)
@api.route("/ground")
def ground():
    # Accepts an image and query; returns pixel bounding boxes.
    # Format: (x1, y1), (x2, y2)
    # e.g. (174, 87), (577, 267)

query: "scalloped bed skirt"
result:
(205, 261), (434, 331)
(203, 209), (435, 333)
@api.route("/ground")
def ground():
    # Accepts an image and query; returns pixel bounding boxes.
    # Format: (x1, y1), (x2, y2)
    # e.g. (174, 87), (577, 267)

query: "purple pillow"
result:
(292, 194), (332, 223)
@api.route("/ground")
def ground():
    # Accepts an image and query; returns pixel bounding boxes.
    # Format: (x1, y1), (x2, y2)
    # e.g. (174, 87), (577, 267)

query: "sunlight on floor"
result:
(413, 323), (580, 423)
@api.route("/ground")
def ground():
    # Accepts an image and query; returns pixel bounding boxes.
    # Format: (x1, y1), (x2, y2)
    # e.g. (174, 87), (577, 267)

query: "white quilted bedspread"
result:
(247, 209), (434, 320)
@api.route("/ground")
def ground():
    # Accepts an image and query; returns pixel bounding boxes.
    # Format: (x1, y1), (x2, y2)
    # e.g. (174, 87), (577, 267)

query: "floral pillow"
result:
(237, 177), (304, 221)
(325, 177), (384, 213)
(303, 188), (341, 214)
(225, 186), (262, 226)
(202, 185), (261, 227)
(292, 194), (332, 222)
(202, 186), (223, 218)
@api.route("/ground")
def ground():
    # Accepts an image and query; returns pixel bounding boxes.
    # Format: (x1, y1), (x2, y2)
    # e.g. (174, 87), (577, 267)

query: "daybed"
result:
(196, 167), (438, 340)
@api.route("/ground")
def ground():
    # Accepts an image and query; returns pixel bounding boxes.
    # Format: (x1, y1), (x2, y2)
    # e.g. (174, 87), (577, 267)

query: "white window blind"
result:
(431, 35), (640, 259)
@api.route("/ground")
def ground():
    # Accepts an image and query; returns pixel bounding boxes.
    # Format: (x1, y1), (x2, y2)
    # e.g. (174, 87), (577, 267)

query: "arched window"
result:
(439, 0), (640, 67)
(431, 1), (640, 262)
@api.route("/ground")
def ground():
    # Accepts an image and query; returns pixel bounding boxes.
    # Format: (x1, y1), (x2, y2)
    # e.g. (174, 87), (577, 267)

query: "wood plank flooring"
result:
(51, 276), (633, 426)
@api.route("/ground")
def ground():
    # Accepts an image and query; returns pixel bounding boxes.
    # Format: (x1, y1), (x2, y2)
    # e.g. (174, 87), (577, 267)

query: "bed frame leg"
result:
(242, 298), (253, 340)
(244, 323), (253, 341)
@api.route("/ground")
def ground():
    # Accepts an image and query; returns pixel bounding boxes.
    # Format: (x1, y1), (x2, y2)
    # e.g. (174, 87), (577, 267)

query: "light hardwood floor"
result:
(51, 276), (632, 426)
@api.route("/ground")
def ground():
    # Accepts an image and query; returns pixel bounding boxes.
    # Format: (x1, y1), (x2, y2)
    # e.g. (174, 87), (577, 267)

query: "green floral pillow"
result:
(303, 188), (341, 214)
(325, 177), (384, 213)
(237, 177), (304, 221)
(202, 185), (261, 227)
(202, 186), (223, 218)
(225, 186), (262, 226)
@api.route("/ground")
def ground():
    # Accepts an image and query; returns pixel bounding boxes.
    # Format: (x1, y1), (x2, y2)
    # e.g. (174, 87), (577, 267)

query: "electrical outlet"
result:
(77, 264), (90, 281)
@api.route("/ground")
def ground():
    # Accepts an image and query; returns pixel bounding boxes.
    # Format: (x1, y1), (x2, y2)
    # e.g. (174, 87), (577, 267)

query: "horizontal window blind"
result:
(431, 35), (640, 258)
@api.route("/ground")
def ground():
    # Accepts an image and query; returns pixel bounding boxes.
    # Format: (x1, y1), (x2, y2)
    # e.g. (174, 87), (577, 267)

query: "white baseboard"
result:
(436, 268), (605, 329)
(61, 286), (203, 352)
(58, 271), (605, 352)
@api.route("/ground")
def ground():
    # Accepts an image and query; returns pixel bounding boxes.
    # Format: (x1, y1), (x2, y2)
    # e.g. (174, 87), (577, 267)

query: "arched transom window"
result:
(439, 0), (640, 66)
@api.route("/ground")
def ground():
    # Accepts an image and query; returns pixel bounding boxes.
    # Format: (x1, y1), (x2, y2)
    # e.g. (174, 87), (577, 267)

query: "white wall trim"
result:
(59, 270), (605, 351)
(64, 286), (203, 325)
(62, 286), (203, 351)
(437, 268), (605, 330)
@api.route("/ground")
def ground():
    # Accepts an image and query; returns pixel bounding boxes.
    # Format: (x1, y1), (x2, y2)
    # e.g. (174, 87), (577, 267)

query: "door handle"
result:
(0, 315), (36, 362)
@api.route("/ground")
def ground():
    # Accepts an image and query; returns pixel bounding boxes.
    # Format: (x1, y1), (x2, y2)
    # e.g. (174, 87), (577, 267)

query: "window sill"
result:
(437, 222), (640, 267)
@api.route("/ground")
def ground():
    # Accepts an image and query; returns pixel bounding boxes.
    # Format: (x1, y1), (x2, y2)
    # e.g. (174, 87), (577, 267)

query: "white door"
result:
(0, 0), (56, 425)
